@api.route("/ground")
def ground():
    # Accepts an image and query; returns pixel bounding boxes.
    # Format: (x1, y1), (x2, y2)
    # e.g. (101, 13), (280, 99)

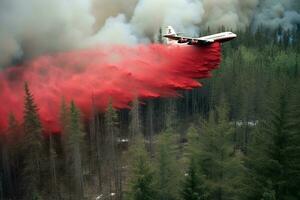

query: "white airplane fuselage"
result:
(198, 32), (237, 43)
(164, 26), (237, 46)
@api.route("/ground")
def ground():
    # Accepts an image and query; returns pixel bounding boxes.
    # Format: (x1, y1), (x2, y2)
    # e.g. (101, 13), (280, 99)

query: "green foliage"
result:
(60, 97), (69, 135)
(69, 101), (84, 146)
(181, 158), (207, 200)
(128, 137), (156, 200)
(23, 82), (42, 133)
(243, 84), (300, 200)
(64, 101), (84, 200)
(4, 113), (20, 198)
(155, 131), (181, 200)
(22, 82), (44, 199)
(261, 189), (276, 200)
(104, 101), (122, 198)
(187, 102), (244, 200)
(285, 83), (300, 198)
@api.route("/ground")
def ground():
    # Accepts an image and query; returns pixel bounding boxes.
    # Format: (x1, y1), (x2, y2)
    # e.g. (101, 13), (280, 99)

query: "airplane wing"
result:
(163, 34), (214, 45)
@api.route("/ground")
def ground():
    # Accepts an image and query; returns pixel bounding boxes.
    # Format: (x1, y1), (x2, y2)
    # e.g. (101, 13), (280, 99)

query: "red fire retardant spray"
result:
(0, 43), (221, 131)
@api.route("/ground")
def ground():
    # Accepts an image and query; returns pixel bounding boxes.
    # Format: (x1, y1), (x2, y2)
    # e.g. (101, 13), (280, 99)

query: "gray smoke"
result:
(91, 0), (138, 31)
(0, 0), (95, 67)
(200, 0), (259, 31)
(85, 14), (139, 46)
(130, 0), (204, 39)
(0, 0), (299, 68)
(253, 0), (300, 30)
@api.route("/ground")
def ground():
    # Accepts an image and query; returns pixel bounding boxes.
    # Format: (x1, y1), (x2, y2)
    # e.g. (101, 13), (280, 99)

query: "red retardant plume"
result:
(0, 43), (221, 132)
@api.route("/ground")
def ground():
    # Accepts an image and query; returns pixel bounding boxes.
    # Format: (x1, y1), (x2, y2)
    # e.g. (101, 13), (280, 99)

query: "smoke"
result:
(201, 0), (259, 31)
(91, 0), (138, 30)
(253, 0), (300, 30)
(1, 0), (299, 68)
(130, 0), (204, 39)
(0, 0), (95, 67)
(85, 14), (139, 46)
(0, 43), (221, 131)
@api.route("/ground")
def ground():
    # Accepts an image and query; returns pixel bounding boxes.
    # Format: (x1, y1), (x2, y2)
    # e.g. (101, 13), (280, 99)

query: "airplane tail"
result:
(165, 26), (178, 45)
(166, 26), (176, 35)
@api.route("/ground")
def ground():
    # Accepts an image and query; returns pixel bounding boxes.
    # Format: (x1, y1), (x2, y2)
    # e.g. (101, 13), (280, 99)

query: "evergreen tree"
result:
(22, 82), (44, 199)
(89, 96), (103, 193)
(49, 134), (59, 200)
(1, 131), (13, 199)
(181, 158), (207, 200)
(155, 131), (181, 200)
(65, 101), (84, 200)
(58, 98), (71, 198)
(197, 103), (243, 200)
(60, 97), (69, 136)
(1, 113), (21, 199)
(260, 182), (276, 200)
(105, 102), (122, 199)
(243, 84), (300, 200)
(285, 84), (300, 198)
(127, 137), (156, 200)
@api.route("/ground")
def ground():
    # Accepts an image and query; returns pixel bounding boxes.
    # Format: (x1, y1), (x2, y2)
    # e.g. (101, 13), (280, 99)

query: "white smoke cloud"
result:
(130, 0), (204, 39)
(84, 14), (139, 46)
(0, 0), (95, 66)
(0, 0), (299, 68)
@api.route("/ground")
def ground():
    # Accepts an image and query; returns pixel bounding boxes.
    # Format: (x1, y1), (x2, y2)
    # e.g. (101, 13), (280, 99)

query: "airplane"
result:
(163, 26), (237, 46)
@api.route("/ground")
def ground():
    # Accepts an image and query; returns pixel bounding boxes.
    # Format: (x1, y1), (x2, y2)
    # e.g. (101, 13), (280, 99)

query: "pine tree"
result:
(181, 158), (207, 200)
(65, 101), (84, 200)
(58, 98), (71, 198)
(22, 82), (44, 199)
(1, 113), (20, 199)
(196, 103), (243, 200)
(285, 84), (300, 198)
(60, 97), (69, 136)
(49, 134), (59, 200)
(7, 113), (21, 163)
(1, 131), (13, 199)
(89, 96), (103, 193)
(260, 182), (276, 200)
(155, 131), (180, 200)
(243, 84), (300, 199)
(128, 137), (156, 200)
(105, 102), (122, 199)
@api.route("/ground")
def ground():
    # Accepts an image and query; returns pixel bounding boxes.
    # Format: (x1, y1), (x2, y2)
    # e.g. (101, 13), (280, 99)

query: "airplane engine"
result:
(187, 39), (198, 45)
(178, 38), (189, 43)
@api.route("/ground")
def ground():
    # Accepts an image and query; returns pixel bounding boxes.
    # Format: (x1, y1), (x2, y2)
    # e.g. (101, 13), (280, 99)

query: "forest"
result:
(0, 26), (300, 200)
